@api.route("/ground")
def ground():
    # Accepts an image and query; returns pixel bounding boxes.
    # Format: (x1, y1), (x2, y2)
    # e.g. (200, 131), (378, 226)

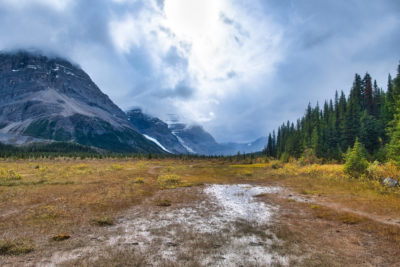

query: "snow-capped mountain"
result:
(127, 108), (188, 154)
(0, 51), (164, 153)
(128, 110), (267, 155)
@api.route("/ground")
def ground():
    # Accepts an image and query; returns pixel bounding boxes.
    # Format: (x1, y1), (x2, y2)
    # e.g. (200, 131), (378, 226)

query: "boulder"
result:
(383, 177), (399, 188)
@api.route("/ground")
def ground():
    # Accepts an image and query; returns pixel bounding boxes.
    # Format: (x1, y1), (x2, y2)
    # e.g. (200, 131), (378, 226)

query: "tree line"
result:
(264, 64), (400, 164)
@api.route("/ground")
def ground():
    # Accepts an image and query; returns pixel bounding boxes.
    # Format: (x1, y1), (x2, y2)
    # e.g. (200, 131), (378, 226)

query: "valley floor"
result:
(0, 159), (399, 266)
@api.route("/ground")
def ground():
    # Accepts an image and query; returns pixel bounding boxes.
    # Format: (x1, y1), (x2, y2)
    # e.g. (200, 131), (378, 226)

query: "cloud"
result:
(0, 0), (73, 11)
(0, 0), (399, 143)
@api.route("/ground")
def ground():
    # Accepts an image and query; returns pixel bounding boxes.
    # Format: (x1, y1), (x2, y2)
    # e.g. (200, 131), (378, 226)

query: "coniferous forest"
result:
(264, 64), (400, 164)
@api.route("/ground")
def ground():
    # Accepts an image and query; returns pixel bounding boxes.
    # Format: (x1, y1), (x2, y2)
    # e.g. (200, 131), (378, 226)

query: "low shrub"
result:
(72, 164), (89, 170)
(310, 204), (332, 219)
(91, 216), (114, 226)
(0, 168), (22, 181)
(52, 234), (71, 241)
(109, 164), (124, 171)
(0, 168), (23, 186)
(339, 213), (361, 225)
(155, 199), (171, 207)
(300, 148), (321, 165)
(271, 161), (283, 169)
(242, 169), (253, 177)
(134, 177), (145, 184)
(0, 240), (33, 255)
(366, 161), (384, 180)
(157, 174), (182, 189)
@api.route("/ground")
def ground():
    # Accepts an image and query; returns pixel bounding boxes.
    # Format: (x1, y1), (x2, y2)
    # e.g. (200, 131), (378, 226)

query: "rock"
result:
(166, 242), (178, 247)
(249, 241), (264, 246)
(383, 177), (399, 187)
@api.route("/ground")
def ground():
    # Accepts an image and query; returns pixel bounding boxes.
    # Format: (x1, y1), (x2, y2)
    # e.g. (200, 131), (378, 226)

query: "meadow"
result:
(0, 157), (399, 266)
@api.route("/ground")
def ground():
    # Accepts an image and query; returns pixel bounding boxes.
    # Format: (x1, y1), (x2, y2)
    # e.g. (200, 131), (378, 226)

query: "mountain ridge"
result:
(0, 51), (164, 153)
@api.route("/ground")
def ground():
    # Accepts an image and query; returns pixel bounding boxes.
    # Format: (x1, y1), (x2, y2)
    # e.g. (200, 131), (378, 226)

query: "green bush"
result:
(388, 119), (400, 166)
(280, 152), (290, 163)
(344, 139), (369, 178)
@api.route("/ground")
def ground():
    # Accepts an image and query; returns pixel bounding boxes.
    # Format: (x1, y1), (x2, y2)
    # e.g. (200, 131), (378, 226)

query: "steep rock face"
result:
(0, 51), (164, 153)
(127, 108), (188, 154)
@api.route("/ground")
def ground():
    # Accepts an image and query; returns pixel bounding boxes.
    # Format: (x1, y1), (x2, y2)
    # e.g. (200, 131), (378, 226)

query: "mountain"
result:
(220, 137), (268, 155)
(168, 123), (220, 155)
(128, 109), (267, 155)
(170, 123), (267, 155)
(127, 108), (187, 154)
(0, 51), (164, 153)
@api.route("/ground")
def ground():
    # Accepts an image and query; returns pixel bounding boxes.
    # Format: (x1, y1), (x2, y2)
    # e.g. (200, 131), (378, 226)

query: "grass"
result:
(265, 161), (400, 217)
(0, 157), (399, 265)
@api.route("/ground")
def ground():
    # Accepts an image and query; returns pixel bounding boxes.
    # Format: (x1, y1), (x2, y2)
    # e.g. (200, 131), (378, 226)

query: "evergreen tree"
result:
(387, 65), (400, 164)
(387, 118), (400, 165)
(344, 138), (369, 178)
(264, 63), (397, 163)
(363, 73), (374, 114)
(359, 111), (380, 154)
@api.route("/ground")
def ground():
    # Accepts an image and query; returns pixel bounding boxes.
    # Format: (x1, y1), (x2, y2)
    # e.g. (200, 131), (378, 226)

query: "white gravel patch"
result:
(42, 184), (289, 266)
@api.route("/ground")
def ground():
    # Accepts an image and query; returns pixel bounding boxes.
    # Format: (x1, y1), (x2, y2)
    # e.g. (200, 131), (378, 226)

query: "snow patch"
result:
(172, 131), (195, 153)
(65, 70), (76, 76)
(143, 134), (172, 153)
(26, 65), (38, 70)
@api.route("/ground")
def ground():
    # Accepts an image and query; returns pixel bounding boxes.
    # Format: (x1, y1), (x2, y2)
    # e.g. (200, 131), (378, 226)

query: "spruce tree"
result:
(363, 73), (374, 115)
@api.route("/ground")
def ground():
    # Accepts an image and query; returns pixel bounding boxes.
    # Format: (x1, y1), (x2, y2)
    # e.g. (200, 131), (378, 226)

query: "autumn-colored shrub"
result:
(157, 174), (182, 189)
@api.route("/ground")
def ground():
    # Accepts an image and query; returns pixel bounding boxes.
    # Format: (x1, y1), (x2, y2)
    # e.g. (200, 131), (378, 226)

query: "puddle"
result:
(42, 184), (289, 266)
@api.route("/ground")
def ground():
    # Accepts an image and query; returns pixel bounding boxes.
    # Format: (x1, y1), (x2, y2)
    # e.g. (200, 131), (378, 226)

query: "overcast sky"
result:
(0, 0), (399, 142)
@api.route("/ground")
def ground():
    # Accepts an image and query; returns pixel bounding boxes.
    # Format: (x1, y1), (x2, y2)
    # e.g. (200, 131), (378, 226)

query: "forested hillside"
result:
(264, 64), (400, 163)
